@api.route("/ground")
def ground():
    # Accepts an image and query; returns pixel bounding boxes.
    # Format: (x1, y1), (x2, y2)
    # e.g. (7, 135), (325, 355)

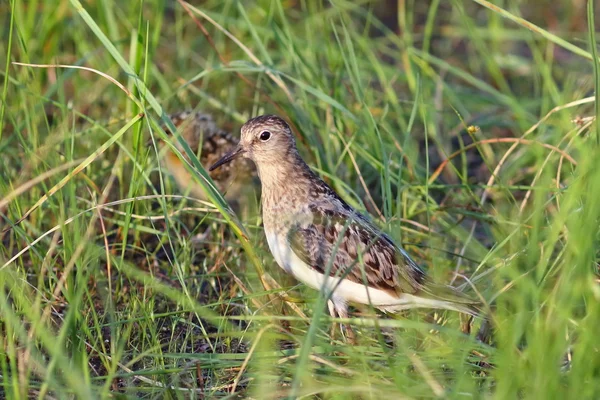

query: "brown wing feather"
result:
(288, 204), (426, 296)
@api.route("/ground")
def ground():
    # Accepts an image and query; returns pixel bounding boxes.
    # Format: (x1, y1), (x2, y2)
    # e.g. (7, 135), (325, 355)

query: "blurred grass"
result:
(0, 0), (599, 398)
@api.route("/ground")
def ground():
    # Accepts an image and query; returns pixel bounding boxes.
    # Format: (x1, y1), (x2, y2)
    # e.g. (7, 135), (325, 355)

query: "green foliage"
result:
(0, 0), (598, 398)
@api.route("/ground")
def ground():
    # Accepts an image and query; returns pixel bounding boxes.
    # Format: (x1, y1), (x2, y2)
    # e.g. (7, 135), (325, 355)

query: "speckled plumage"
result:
(210, 115), (480, 329)
(160, 111), (256, 202)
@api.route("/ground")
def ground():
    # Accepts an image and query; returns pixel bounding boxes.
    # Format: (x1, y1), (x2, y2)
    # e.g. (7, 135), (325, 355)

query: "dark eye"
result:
(259, 131), (271, 141)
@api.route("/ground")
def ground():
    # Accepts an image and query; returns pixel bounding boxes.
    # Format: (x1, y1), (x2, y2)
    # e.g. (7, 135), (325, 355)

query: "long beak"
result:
(209, 145), (245, 171)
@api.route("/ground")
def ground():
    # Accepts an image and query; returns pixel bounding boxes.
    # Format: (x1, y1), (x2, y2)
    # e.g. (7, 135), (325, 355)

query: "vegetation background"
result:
(1, 0), (599, 398)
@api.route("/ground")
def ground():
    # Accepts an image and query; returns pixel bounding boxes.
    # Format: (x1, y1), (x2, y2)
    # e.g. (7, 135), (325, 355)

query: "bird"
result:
(209, 115), (480, 337)
(157, 111), (257, 203)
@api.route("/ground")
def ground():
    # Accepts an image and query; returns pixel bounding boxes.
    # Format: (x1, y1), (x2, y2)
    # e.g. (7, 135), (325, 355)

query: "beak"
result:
(209, 145), (245, 171)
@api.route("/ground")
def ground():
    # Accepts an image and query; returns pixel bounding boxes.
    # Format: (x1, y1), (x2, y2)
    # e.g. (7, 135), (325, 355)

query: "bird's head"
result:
(209, 115), (296, 172)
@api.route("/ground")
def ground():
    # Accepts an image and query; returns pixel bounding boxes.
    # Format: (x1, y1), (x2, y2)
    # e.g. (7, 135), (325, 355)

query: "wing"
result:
(287, 204), (426, 296)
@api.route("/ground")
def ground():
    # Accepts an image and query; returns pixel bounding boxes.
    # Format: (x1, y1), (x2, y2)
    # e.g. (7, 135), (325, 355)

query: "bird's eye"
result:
(259, 131), (271, 141)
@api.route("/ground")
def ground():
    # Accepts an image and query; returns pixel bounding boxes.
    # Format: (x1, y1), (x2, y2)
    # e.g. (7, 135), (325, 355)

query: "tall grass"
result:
(1, 0), (598, 398)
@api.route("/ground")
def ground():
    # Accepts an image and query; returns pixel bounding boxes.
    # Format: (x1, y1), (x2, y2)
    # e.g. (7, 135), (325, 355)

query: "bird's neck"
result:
(257, 152), (316, 209)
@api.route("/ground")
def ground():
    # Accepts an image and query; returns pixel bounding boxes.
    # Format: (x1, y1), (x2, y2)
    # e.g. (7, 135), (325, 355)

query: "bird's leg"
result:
(327, 299), (339, 340)
(335, 303), (356, 344)
(328, 297), (356, 344)
(459, 313), (474, 335)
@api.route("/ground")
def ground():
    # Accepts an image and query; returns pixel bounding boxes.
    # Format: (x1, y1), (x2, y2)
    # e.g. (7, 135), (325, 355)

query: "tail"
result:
(416, 281), (481, 316)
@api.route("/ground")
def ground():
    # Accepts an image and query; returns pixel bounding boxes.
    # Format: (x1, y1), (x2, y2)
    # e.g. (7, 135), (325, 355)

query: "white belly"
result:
(265, 231), (402, 307)
(265, 230), (472, 313)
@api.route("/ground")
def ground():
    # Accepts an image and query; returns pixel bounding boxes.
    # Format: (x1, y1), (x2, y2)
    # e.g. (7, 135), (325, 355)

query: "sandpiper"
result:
(158, 111), (256, 202)
(210, 115), (479, 332)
